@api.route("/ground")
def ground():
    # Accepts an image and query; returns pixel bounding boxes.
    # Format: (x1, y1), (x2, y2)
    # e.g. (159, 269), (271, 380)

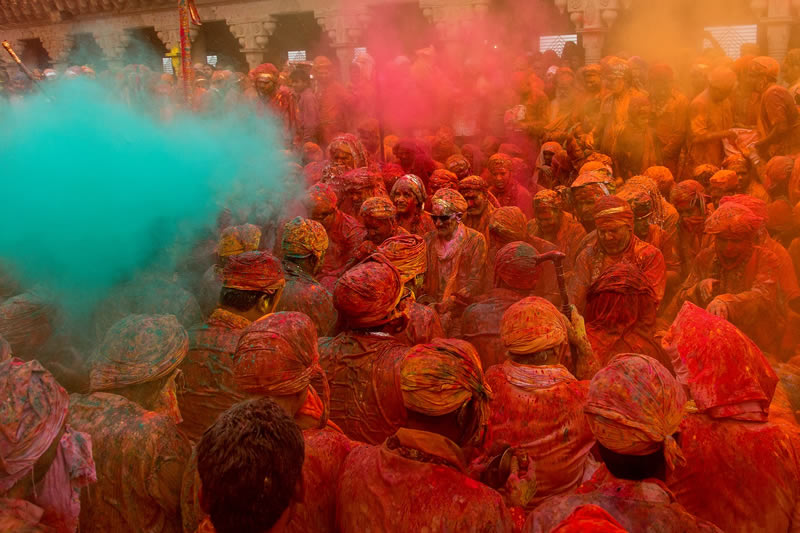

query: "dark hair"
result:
(597, 443), (667, 481)
(219, 287), (268, 311)
(197, 397), (305, 533)
(290, 69), (310, 83)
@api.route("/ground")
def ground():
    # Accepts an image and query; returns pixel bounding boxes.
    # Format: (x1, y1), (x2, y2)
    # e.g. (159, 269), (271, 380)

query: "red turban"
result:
(489, 206), (527, 243)
(234, 311), (329, 427)
(586, 354), (687, 470)
(488, 153), (513, 173)
(0, 358), (69, 492)
(719, 194), (767, 227)
(90, 314), (188, 392)
(333, 254), (403, 328)
(378, 234), (427, 284)
(0, 292), (54, 361)
(571, 171), (612, 192)
(670, 180), (707, 212)
(341, 167), (384, 193)
(593, 195), (634, 229)
(360, 196), (397, 219)
(306, 183), (338, 211)
(431, 188), (468, 215)
(222, 251), (285, 293)
(458, 175), (489, 192)
(668, 302), (777, 421)
(708, 170), (738, 192)
(248, 63), (278, 82)
(494, 242), (541, 290)
(704, 202), (762, 239)
(764, 156), (795, 192)
(551, 505), (627, 533)
(429, 169), (459, 190)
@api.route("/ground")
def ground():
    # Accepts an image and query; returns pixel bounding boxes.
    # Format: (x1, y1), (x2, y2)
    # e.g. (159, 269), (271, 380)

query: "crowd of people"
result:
(3, 36), (800, 533)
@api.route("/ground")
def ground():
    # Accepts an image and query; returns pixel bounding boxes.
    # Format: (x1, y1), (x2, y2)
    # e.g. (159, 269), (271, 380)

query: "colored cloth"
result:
(490, 180), (534, 219)
(525, 465), (722, 533)
(500, 296), (569, 356)
(652, 89), (690, 176)
(89, 314), (188, 392)
(216, 224), (261, 258)
(377, 234), (426, 284)
(0, 292), (55, 361)
(360, 196), (396, 219)
(177, 308), (250, 443)
(428, 169), (459, 192)
(318, 210), (367, 286)
(391, 174), (427, 206)
(627, 175), (679, 237)
(397, 300), (445, 346)
(688, 87), (734, 168)
(275, 260), (337, 337)
(319, 332), (409, 444)
(527, 211), (587, 274)
(431, 188), (468, 215)
(550, 505), (627, 533)
(281, 217), (328, 260)
(68, 392), (190, 533)
(0, 498), (54, 533)
(336, 428), (513, 533)
(333, 255), (403, 329)
(221, 251), (285, 293)
(423, 225), (488, 306)
(493, 241), (541, 291)
(461, 288), (524, 369)
(484, 362), (594, 507)
(758, 84), (800, 158)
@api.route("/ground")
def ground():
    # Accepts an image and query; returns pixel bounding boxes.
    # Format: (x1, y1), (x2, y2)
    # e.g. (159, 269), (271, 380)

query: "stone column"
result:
(315, 7), (370, 82)
(214, 4), (276, 71)
(93, 26), (131, 70)
(38, 27), (74, 71)
(753, 0), (794, 63)
(556, 0), (626, 65)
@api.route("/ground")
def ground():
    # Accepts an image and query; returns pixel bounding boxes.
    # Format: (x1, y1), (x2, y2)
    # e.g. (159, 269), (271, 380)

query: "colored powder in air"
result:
(0, 78), (292, 321)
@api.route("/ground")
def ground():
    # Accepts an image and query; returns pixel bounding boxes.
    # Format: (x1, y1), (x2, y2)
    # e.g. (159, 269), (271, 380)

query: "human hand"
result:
(706, 297), (729, 319)
(697, 278), (718, 302)
(502, 452), (537, 509)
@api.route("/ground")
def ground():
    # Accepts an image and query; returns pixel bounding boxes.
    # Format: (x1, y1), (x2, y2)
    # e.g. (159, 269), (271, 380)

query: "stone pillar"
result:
(556, 0), (626, 65)
(212, 4), (276, 71)
(315, 8), (370, 82)
(94, 26), (131, 70)
(753, 0), (794, 62)
(38, 27), (74, 71)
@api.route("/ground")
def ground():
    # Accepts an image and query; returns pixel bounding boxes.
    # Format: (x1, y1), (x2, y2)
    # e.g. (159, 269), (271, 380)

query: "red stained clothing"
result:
(318, 211), (366, 289)
(319, 333), (409, 444)
(397, 301), (444, 346)
(667, 413), (800, 533)
(484, 362), (594, 507)
(275, 261), (338, 337)
(645, 224), (680, 280)
(0, 498), (53, 532)
(68, 393), (190, 533)
(177, 309), (250, 443)
(758, 84), (800, 158)
(490, 182), (534, 219)
(336, 428), (513, 533)
(461, 288), (523, 369)
(526, 212), (587, 274)
(397, 211), (435, 237)
(652, 89), (689, 176)
(525, 465), (722, 533)
(423, 225), (488, 306)
(463, 203), (496, 242)
(688, 88), (734, 168)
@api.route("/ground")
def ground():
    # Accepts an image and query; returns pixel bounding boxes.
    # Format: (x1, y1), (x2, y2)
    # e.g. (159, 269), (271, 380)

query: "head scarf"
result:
(333, 254), (403, 328)
(551, 505), (627, 533)
(494, 242), (540, 290)
(281, 217), (329, 260)
(626, 175), (666, 227)
(400, 338), (492, 445)
(670, 180), (707, 213)
(764, 156), (795, 192)
(217, 224), (262, 258)
(719, 194), (767, 228)
(0, 358), (69, 493)
(708, 170), (738, 192)
(222, 251), (285, 292)
(360, 196), (397, 219)
(707, 66), (737, 90)
(579, 161), (613, 177)
(248, 63), (278, 83)
(89, 314), (188, 391)
(593, 195), (634, 229)
(751, 56), (780, 80)
(458, 175), (489, 192)
(340, 167), (384, 193)
(668, 302), (778, 421)
(234, 312), (329, 427)
(0, 292), (55, 361)
(571, 171), (612, 194)
(488, 206), (527, 243)
(429, 169), (459, 191)
(431, 188), (468, 215)
(692, 164), (719, 186)
(391, 174), (427, 207)
(618, 184), (654, 218)
(721, 154), (749, 174)
(378, 234), (426, 284)
(642, 166), (675, 195)
(327, 133), (368, 169)
(704, 202), (762, 239)
(446, 154), (471, 176)
(488, 153), (513, 173)
(533, 189), (563, 211)
(500, 296), (570, 355)
(766, 199), (795, 233)
(585, 354), (687, 469)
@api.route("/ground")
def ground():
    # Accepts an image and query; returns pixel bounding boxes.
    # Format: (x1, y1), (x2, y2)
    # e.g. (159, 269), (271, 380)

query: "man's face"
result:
(749, 71), (770, 93)
(349, 189), (371, 215)
(736, 170), (751, 190)
(291, 78), (308, 94)
(598, 221), (633, 255)
(542, 150), (556, 167)
(364, 216), (394, 244)
(332, 147), (356, 170)
(608, 76), (626, 95)
(535, 206), (562, 235)
(311, 204), (336, 229)
(391, 184), (418, 214)
(256, 75), (276, 96)
(432, 205), (459, 239)
(489, 166), (511, 191)
(314, 65), (331, 84)
(358, 127), (380, 154)
(573, 187), (604, 223)
(584, 73), (601, 93)
(395, 147), (414, 170)
(631, 203), (653, 240)
(463, 190), (486, 216)
(201, 65), (213, 80)
(677, 204), (706, 233)
(632, 103), (651, 129)
(715, 235), (753, 268)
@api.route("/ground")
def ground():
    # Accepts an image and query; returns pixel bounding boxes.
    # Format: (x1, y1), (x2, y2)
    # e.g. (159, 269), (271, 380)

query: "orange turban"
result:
(551, 505), (627, 533)
(0, 358), (69, 492)
(218, 224), (262, 258)
(378, 234), (427, 284)
(707, 66), (737, 90)
(488, 153), (514, 173)
(704, 202), (762, 239)
(222, 251), (285, 293)
(429, 169), (459, 190)
(764, 155), (795, 192)
(234, 312), (329, 427)
(721, 154), (749, 174)
(670, 180), (706, 212)
(458, 175), (489, 192)
(494, 242), (541, 290)
(692, 164), (719, 185)
(571, 171), (612, 193)
(533, 189), (563, 210)
(431, 188), (468, 215)
(89, 314), (188, 391)
(643, 166), (675, 194)
(501, 296), (570, 355)
(333, 254), (403, 328)
(281, 217), (328, 260)
(400, 338), (492, 444)
(306, 183), (337, 211)
(585, 354), (687, 469)
(489, 206), (527, 243)
(751, 56), (780, 80)
(360, 196), (397, 219)
(708, 170), (738, 192)
(593, 195), (634, 229)
(579, 161), (613, 177)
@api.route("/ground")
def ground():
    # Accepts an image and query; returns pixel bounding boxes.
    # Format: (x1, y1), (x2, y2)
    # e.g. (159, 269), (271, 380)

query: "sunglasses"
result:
(431, 214), (456, 222)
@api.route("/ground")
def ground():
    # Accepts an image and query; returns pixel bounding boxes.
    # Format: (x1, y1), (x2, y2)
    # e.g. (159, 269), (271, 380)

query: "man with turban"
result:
(708, 169), (739, 208)
(722, 154), (770, 203)
(569, 195), (667, 312)
(313, 56), (350, 146)
(593, 58), (647, 157)
(427, 169), (460, 204)
(532, 141), (563, 190)
(665, 303), (800, 533)
(482, 297), (595, 509)
(675, 202), (782, 352)
(751, 56), (800, 159)
(306, 183), (366, 290)
(459, 175), (496, 240)
(183, 312), (353, 533)
(359, 196), (406, 249)
(338, 168), (387, 220)
(246, 63), (296, 146)
(421, 189), (488, 334)
(570, 171), (612, 233)
(337, 339), (524, 532)
(0, 359), (95, 532)
(525, 354), (722, 533)
(528, 189), (587, 274)
(390, 174), (435, 236)
(487, 153), (533, 218)
(394, 139), (438, 183)
(611, 93), (659, 181)
(649, 63), (689, 177)
(687, 66), (737, 169)
(578, 63), (604, 134)
(179, 251), (285, 442)
(325, 133), (369, 175)
(446, 153), (472, 180)
(68, 314), (191, 533)
(643, 166), (678, 209)
(379, 234), (444, 346)
(319, 255), (411, 444)
(275, 217), (337, 336)
(764, 155), (800, 205)
(670, 180), (713, 281)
